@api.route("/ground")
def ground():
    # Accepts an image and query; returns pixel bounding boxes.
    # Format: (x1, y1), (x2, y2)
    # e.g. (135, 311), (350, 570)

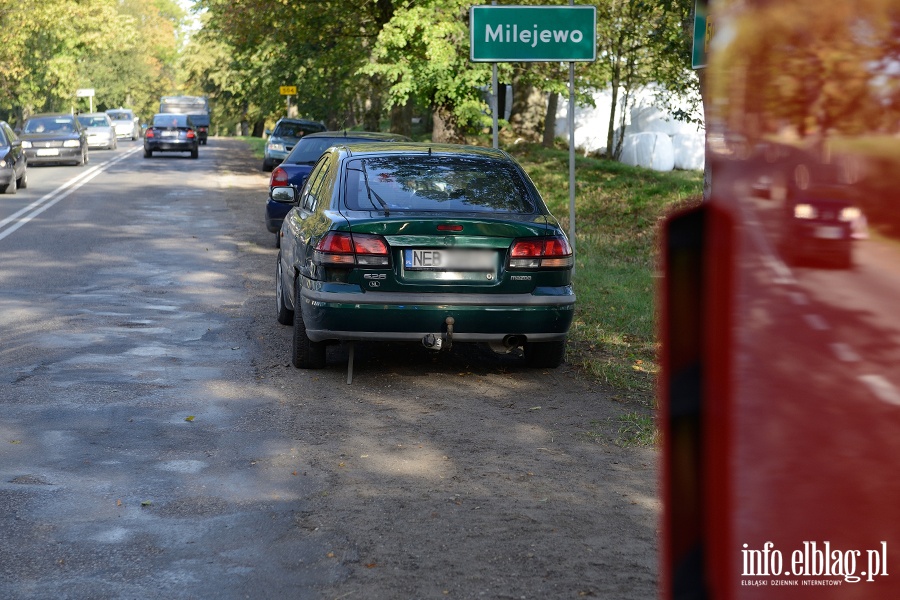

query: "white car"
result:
(106, 108), (140, 140)
(76, 113), (117, 150)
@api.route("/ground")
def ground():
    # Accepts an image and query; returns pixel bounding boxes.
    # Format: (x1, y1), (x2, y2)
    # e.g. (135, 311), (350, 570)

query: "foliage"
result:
(0, 0), (184, 123)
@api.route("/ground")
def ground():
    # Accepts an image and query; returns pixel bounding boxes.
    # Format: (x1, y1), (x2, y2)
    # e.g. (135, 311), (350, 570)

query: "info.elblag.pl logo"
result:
(741, 541), (889, 586)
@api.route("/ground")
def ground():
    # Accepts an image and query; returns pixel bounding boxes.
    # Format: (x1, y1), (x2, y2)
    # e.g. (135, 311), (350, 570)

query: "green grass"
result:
(508, 143), (702, 404)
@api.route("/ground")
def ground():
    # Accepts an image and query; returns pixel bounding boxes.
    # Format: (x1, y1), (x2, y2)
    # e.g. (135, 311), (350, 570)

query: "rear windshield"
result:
(77, 115), (111, 127)
(23, 117), (76, 133)
(153, 114), (190, 128)
(272, 121), (325, 139)
(107, 111), (133, 121)
(343, 156), (537, 214)
(286, 136), (398, 165)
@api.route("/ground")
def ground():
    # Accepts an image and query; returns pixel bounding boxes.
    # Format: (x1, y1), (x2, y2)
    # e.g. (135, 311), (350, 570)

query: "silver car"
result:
(106, 108), (140, 140)
(76, 113), (117, 150)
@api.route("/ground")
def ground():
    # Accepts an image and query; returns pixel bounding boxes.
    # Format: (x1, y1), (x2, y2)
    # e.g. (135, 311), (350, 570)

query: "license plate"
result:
(404, 249), (496, 271)
(814, 226), (843, 240)
(36, 148), (59, 156)
(161, 131), (178, 137)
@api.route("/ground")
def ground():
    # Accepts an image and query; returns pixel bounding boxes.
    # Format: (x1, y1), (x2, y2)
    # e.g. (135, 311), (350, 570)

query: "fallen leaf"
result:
(292, 471), (298, 476)
(338, 462), (345, 468)
(9, 440), (21, 444)
(326, 552), (335, 558)
(141, 500), (152, 507)
(116, 499), (122, 507)
(184, 416), (195, 422)
(365, 562), (378, 568)
(529, 406), (542, 411)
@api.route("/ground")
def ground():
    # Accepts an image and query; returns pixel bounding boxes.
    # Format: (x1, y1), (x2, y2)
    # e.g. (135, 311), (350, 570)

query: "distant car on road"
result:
(262, 118), (327, 172)
(106, 108), (140, 140)
(143, 113), (199, 159)
(274, 142), (575, 369)
(0, 120), (27, 194)
(76, 112), (117, 150)
(265, 130), (411, 242)
(18, 113), (88, 166)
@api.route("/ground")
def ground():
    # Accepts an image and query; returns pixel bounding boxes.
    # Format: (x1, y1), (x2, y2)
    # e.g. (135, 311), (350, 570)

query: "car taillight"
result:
(313, 232), (390, 268)
(508, 236), (573, 269)
(187, 130), (196, 139)
(270, 167), (289, 188)
(145, 130), (155, 138)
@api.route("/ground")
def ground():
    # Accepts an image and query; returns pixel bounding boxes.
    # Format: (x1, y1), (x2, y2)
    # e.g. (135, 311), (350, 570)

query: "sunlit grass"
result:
(508, 142), (702, 404)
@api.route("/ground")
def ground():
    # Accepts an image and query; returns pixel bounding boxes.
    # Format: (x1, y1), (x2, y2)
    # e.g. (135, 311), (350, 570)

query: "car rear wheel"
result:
(275, 254), (294, 325)
(524, 340), (566, 368)
(16, 170), (26, 190)
(262, 159), (273, 172)
(292, 280), (326, 369)
(144, 148), (152, 158)
(191, 148), (198, 159)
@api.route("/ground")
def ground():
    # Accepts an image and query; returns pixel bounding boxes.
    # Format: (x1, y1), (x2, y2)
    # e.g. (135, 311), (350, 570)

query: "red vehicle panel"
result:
(660, 1), (900, 597)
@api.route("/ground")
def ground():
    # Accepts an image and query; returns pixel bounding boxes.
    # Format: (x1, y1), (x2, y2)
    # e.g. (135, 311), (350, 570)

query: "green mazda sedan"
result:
(274, 142), (576, 369)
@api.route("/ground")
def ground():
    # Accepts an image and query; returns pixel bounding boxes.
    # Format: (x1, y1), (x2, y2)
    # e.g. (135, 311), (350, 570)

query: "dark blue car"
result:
(265, 131), (411, 244)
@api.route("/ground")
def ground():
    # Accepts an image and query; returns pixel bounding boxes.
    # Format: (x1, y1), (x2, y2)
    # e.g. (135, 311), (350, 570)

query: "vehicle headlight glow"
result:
(267, 143), (285, 152)
(22, 140), (32, 148)
(0, 159), (7, 168)
(794, 203), (817, 219)
(839, 206), (861, 222)
(63, 140), (81, 147)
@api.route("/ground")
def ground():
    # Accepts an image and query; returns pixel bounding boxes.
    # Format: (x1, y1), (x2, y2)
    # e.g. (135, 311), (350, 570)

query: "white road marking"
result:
(859, 374), (900, 406)
(0, 147), (141, 242)
(803, 314), (830, 331)
(830, 342), (861, 362)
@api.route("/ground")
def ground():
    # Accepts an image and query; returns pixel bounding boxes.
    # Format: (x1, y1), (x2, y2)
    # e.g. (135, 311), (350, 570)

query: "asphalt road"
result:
(0, 138), (660, 600)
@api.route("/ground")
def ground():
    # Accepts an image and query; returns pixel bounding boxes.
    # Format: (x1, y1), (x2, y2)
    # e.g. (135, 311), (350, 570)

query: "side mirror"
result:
(270, 186), (297, 204)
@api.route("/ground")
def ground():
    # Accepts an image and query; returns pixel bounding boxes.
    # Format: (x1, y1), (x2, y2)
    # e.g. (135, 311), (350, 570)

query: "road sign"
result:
(469, 6), (596, 62)
(279, 86), (297, 96)
(75, 88), (95, 97)
(692, 0), (712, 69)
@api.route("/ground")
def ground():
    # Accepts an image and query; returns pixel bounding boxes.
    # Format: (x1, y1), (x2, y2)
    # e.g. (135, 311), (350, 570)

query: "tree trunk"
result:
(431, 105), (464, 143)
(542, 92), (558, 148)
(252, 120), (265, 138)
(509, 66), (546, 142)
(390, 101), (413, 137)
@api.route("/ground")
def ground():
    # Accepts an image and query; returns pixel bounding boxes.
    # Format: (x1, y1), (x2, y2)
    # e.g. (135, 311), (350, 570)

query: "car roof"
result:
(276, 117), (323, 124)
(26, 113), (76, 119)
(334, 141), (509, 160)
(303, 130), (412, 141)
(78, 112), (109, 118)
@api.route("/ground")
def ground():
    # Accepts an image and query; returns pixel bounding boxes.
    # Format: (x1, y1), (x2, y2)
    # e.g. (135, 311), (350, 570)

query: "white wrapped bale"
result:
(619, 132), (675, 171)
(672, 132), (706, 171)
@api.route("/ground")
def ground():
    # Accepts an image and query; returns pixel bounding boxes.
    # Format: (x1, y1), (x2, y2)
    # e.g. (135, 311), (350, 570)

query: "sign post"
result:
(470, 4), (596, 260)
(76, 88), (95, 112)
(279, 85), (297, 117)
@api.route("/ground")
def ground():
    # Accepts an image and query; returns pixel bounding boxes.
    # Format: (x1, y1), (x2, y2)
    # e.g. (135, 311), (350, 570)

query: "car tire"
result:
(3, 175), (16, 195)
(524, 340), (566, 368)
(144, 148), (152, 158)
(275, 253), (294, 325)
(262, 159), (273, 172)
(17, 169), (26, 190)
(191, 148), (198, 159)
(292, 280), (326, 369)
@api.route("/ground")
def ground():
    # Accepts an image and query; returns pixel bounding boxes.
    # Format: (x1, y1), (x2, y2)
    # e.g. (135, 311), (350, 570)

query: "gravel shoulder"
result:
(216, 138), (661, 599)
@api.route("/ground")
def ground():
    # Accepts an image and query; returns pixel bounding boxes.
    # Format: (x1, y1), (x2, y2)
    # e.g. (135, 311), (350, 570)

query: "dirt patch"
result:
(216, 138), (660, 599)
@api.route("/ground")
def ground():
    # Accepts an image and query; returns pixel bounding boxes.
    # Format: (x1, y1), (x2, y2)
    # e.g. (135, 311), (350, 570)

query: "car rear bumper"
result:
(298, 283), (576, 343)
(145, 141), (196, 152)
(24, 148), (82, 163)
(265, 200), (291, 232)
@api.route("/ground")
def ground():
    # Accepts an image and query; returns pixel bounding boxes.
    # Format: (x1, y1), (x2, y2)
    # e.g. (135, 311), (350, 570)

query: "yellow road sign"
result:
(279, 86), (297, 95)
